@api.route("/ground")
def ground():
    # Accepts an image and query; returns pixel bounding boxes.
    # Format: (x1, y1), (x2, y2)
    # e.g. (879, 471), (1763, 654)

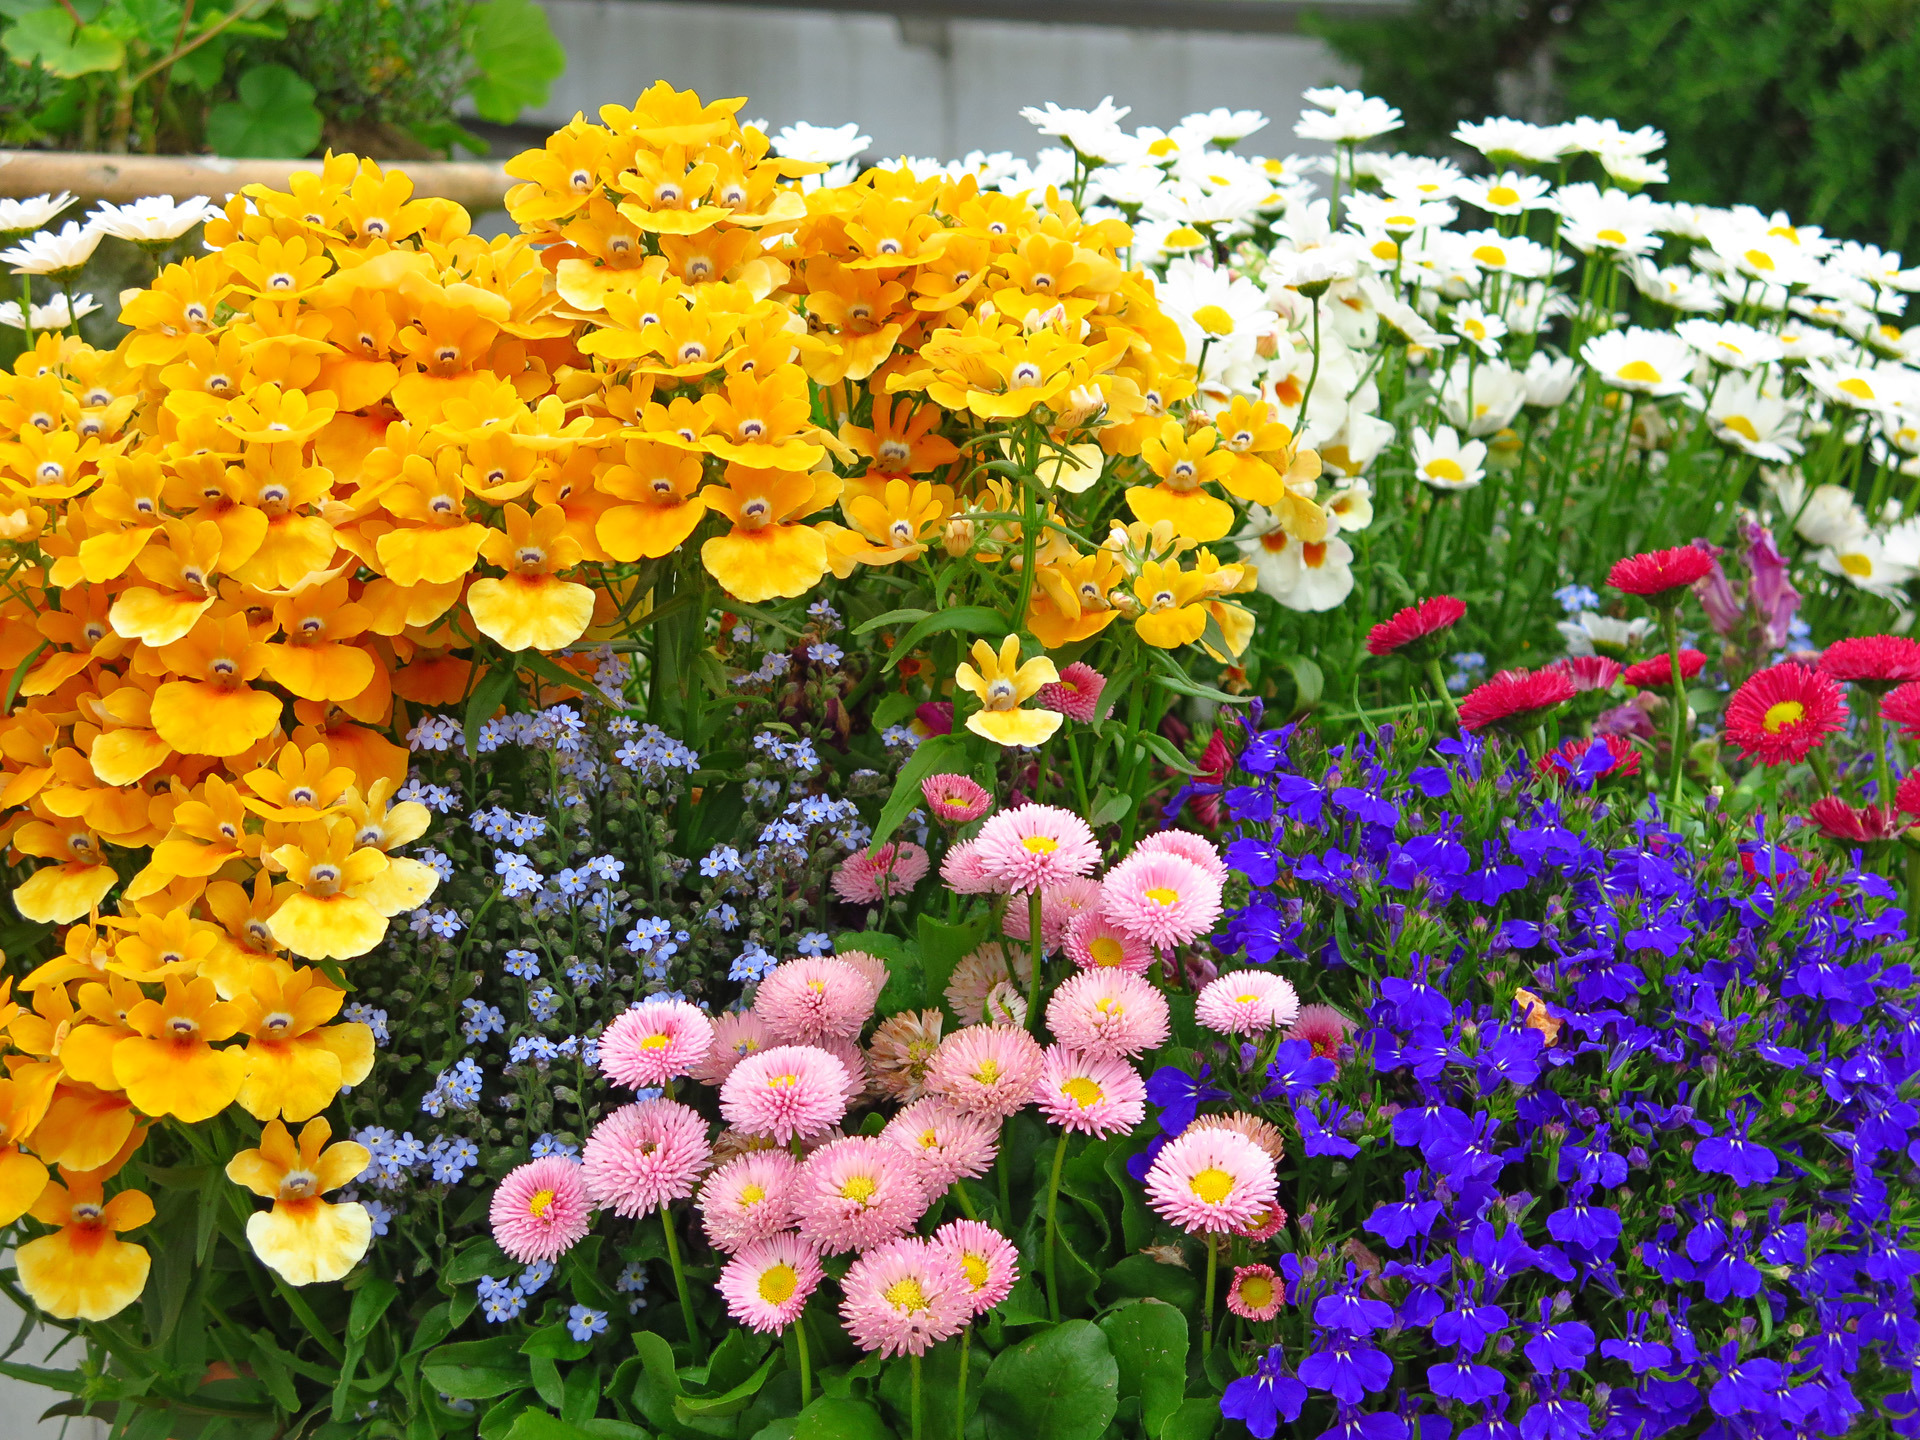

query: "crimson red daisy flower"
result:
(1547, 655), (1625, 693)
(1537, 733), (1641, 784)
(1457, 667), (1577, 733)
(1723, 663), (1846, 766)
(1364, 596), (1467, 657)
(1806, 796), (1905, 842)
(1899, 770), (1920, 817)
(1883, 682), (1920, 739)
(1607, 546), (1715, 598)
(1622, 649), (1707, 688)
(1818, 635), (1920, 691)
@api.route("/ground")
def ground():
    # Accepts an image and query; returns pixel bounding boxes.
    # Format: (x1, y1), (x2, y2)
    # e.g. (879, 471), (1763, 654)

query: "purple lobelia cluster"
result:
(1152, 708), (1920, 1439)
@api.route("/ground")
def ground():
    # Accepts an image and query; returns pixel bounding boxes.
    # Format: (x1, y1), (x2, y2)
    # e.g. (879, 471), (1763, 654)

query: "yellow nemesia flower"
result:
(955, 636), (1061, 747)
(227, 1117), (373, 1285)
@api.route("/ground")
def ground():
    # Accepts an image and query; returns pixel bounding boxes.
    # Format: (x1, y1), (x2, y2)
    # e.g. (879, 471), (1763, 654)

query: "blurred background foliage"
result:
(1309, 0), (1920, 246)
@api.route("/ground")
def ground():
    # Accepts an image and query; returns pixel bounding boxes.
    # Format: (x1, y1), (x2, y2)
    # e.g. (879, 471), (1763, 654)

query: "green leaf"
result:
(867, 731), (970, 850)
(792, 1395), (892, 1440)
(0, 1360), (85, 1393)
(421, 1338), (533, 1401)
(1158, 1396), (1219, 1440)
(675, 1351), (777, 1417)
(1097, 1300), (1188, 1437)
(349, 1276), (399, 1344)
(871, 690), (919, 731)
(1280, 653), (1324, 713)
(915, 913), (987, 1023)
(977, 1319), (1118, 1440)
(465, 0), (564, 123)
(520, 1323), (591, 1362)
(2, 9), (122, 77)
(1087, 787), (1130, 828)
(1150, 671), (1255, 707)
(853, 607), (931, 636)
(205, 62), (322, 158)
(883, 605), (1008, 671)
(447, 1236), (513, 1284)
(503, 1410), (618, 1440)
(519, 646), (599, 698)
(1128, 727), (1203, 777)
(463, 660), (518, 759)
(877, 1341), (986, 1440)
(1099, 1255), (1200, 1313)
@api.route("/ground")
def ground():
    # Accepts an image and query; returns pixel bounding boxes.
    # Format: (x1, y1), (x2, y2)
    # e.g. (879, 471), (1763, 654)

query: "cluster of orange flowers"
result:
(0, 81), (1309, 1323)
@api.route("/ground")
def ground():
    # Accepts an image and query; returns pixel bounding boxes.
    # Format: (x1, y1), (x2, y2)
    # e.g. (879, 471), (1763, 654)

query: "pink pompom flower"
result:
(698, 1149), (799, 1253)
(719, 1044), (852, 1142)
(1142, 1128), (1277, 1235)
(717, 1233), (823, 1334)
(1196, 970), (1302, 1036)
(1100, 851), (1224, 949)
(1226, 1264), (1284, 1321)
(926, 1024), (1046, 1120)
(932, 1218), (1020, 1316)
(1287, 1004), (1355, 1062)
(881, 1097), (998, 1188)
(490, 1156), (593, 1263)
(1046, 968), (1171, 1058)
(1036, 661), (1106, 723)
(839, 1236), (972, 1356)
(690, 1010), (776, 1086)
(832, 842), (930, 905)
(794, 1136), (929, 1253)
(754, 957), (878, 1043)
(973, 804), (1101, 894)
(1033, 1044), (1146, 1138)
(1065, 910), (1154, 973)
(1131, 830), (1229, 884)
(923, 773), (993, 824)
(598, 998), (715, 1089)
(940, 839), (1006, 895)
(581, 1099), (710, 1218)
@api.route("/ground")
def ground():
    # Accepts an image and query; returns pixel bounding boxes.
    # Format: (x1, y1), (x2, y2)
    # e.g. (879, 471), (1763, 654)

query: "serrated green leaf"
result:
(205, 62), (321, 157)
(465, 0), (564, 123)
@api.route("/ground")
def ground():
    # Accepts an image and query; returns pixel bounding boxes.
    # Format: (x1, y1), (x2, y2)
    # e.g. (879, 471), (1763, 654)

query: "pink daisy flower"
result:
(881, 1097), (998, 1188)
(1142, 1128), (1277, 1235)
(690, 1010), (776, 1086)
(717, 1233), (823, 1334)
(832, 842), (931, 905)
(1286, 1004), (1354, 1062)
(1065, 910), (1154, 974)
(1131, 830), (1229, 884)
(1001, 876), (1102, 952)
(793, 1136), (929, 1253)
(972, 804), (1101, 894)
(1100, 851), (1224, 949)
(753, 957), (877, 1043)
(1033, 1044), (1146, 1138)
(581, 1099), (711, 1218)
(719, 1044), (852, 1143)
(940, 839), (1006, 895)
(922, 773), (992, 825)
(931, 1218), (1020, 1316)
(838, 1236), (972, 1356)
(1045, 968), (1170, 1058)
(1195, 971), (1301, 1036)
(1235, 1202), (1289, 1242)
(834, 950), (891, 1003)
(598, 998), (715, 1090)
(490, 1156), (592, 1263)
(1036, 661), (1106, 723)
(926, 1024), (1046, 1120)
(817, 1035), (873, 1101)
(698, 1149), (799, 1253)
(1226, 1264), (1284, 1321)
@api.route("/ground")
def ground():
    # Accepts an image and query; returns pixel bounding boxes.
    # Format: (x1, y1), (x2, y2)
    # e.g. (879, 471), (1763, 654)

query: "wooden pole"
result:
(0, 151), (513, 211)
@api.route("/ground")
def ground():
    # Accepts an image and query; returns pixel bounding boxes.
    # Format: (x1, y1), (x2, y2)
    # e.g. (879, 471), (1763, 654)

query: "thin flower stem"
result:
(957, 1327), (971, 1440)
(1664, 607), (1688, 815)
(1424, 656), (1460, 725)
(1044, 1129), (1069, 1323)
(911, 1351), (924, 1440)
(950, 1179), (979, 1221)
(1868, 696), (1893, 808)
(795, 1315), (812, 1408)
(1025, 887), (1045, 1035)
(661, 1204), (702, 1360)
(1202, 1231), (1218, 1358)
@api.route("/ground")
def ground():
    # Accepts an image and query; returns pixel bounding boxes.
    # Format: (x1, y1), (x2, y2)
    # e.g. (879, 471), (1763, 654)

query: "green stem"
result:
(996, 1145), (1012, 1225)
(661, 1204), (703, 1360)
(1663, 607), (1688, 816)
(957, 1327), (971, 1440)
(1044, 1130), (1069, 1323)
(950, 1180), (979, 1221)
(795, 1315), (812, 1408)
(1869, 695), (1893, 810)
(1025, 887), (1045, 1034)
(1906, 842), (1920, 940)
(911, 1351), (924, 1440)
(1423, 655), (1460, 725)
(1202, 1232), (1218, 1358)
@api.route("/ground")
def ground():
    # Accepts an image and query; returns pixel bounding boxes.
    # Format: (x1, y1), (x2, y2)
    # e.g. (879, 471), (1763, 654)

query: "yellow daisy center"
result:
(1840, 551), (1875, 578)
(1838, 377), (1877, 401)
(1487, 185), (1520, 207)
(884, 1277), (930, 1311)
(1237, 1274), (1275, 1309)
(841, 1174), (878, 1204)
(1424, 458), (1466, 482)
(1597, 227), (1628, 246)
(1720, 415), (1761, 442)
(640, 1033), (671, 1050)
(1022, 834), (1059, 855)
(740, 1183), (766, 1205)
(528, 1188), (556, 1218)
(1192, 304), (1236, 337)
(1061, 1076), (1105, 1108)
(758, 1263), (799, 1304)
(962, 1254), (990, 1288)
(1616, 360), (1662, 384)
(1763, 699), (1805, 733)
(973, 1059), (1001, 1084)
(1145, 886), (1180, 907)
(1188, 1167), (1235, 1204)
(1089, 937), (1125, 966)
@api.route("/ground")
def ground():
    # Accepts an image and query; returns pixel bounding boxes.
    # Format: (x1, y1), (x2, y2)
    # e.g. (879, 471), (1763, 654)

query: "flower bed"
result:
(0, 81), (1918, 1440)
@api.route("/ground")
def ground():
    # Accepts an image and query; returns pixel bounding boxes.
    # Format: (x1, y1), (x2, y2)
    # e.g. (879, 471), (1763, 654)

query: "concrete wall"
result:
(531, 1), (1358, 161)
(0, 1280), (104, 1440)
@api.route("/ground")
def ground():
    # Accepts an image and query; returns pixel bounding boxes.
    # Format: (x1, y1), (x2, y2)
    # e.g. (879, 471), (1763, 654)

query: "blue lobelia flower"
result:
(1263, 1039), (1337, 1103)
(1219, 1345), (1307, 1439)
(1298, 1098), (1363, 1159)
(1545, 1184), (1623, 1255)
(1314, 1408), (1408, 1440)
(1693, 1105), (1779, 1186)
(1522, 1297), (1595, 1374)
(1298, 1333), (1395, 1404)
(1144, 1063), (1226, 1135)
(1363, 1171), (1443, 1249)
(1313, 1279), (1398, 1337)
(1428, 1360), (1506, 1404)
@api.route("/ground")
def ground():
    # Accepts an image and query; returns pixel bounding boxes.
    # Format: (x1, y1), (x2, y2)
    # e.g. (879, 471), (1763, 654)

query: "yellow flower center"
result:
(1744, 248), (1776, 272)
(641, 1033), (671, 1050)
(1840, 551), (1875, 578)
(1838, 377), (1877, 401)
(1615, 360), (1663, 384)
(1188, 1167), (1235, 1204)
(766, 1072), (799, 1089)
(1487, 185), (1520, 207)
(1424, 458), (1466, 482)
(1022, 835), (1059, 855)
(1061, 1075), (1105, 1108)
(758, 1263), (799, 1304)
(740, 1183), (766, 1205)
(1192, 304), (1236, 337)
(884, 1277), (930, 1311)
(1145, 886), (1180, 907)
(1596, 227), (1628, 246)
(529, 1188), (556, 1218)
(1164, 225), (1205, 250)
(973, 1059), (1001, 1083)
(1721, 414), (1761, 442)
(1763, 699), (1805, 733)
(919, 1128), (941, 1149)
(1089, 937), (1125, 966)
(1237, 1275), (1275, 1309)
(962, 1254), (990, 1288)
(841, 1175), (878, 1204)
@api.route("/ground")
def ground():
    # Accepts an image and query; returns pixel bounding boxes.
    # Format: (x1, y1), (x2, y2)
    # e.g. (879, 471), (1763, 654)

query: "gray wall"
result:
(531, 1), (1358, 161)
